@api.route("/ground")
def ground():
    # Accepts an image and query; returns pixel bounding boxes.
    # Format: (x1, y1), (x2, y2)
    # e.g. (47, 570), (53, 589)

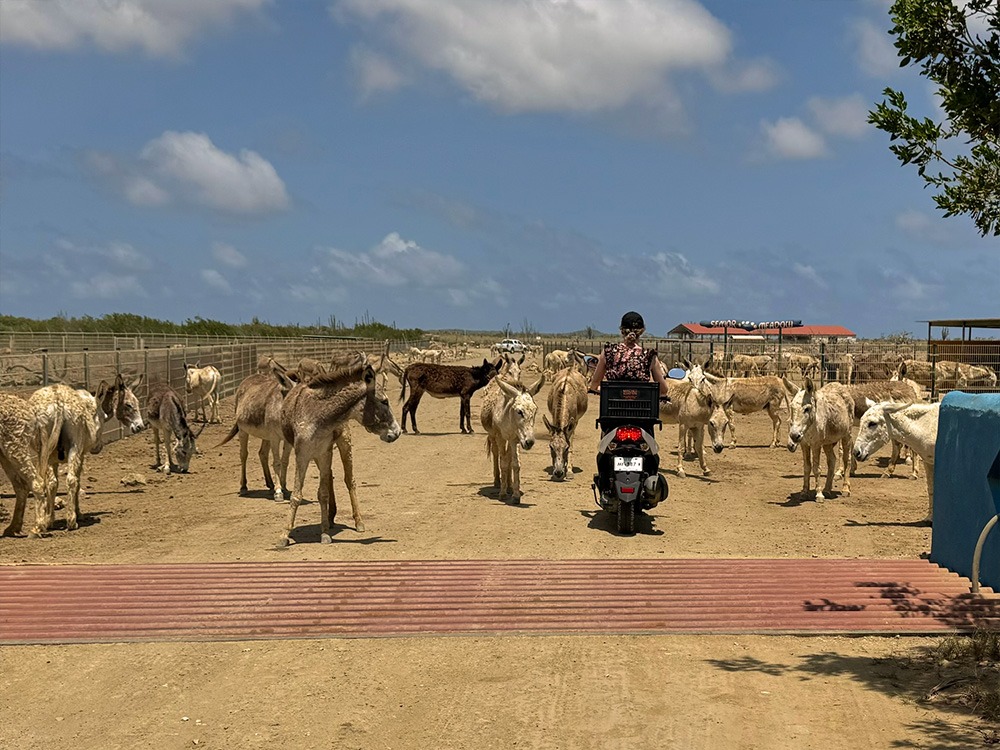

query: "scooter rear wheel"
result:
(617, 500), (635, 535)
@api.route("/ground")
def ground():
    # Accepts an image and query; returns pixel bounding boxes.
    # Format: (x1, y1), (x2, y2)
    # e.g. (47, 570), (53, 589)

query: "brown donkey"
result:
(280, 356), (401, 546)
(400, 358), (502, 434)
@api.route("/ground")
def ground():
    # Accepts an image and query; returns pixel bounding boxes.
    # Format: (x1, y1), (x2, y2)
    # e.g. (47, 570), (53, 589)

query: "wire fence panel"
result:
(539, 338), (1000, 399)
(0, 336), (425, 449)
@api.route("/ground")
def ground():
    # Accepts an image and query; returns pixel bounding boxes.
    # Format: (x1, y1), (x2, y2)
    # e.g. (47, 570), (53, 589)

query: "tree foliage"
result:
(0, 313), (424, 340)
(868, 0), (1000, 236)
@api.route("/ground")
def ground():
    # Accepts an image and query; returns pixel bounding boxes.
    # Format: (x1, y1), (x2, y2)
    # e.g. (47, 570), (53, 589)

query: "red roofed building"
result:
(668, 323), (856, 342)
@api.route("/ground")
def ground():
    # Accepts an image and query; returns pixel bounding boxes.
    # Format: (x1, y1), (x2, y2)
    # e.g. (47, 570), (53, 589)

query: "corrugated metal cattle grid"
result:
(1, 559), (997, 645)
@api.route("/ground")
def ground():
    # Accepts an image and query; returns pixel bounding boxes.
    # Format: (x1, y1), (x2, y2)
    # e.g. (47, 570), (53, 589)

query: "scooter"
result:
(591, 369), (685, 535)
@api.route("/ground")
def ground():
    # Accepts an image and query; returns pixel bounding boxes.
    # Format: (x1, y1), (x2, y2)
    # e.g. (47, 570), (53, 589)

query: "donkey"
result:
(26, 385), (104, 536)
(853, 400), (940, 523)
(543, 358), (589, 481)
(146, 382), (202, 474)
(23, 374), (145, 536)
(184, 363), (222, 423)
(0, 392), (43, 537)
(280, 357), (401, 546)
(400, 358), (502, 434)
(480, 374), (545, 502)
(694, 369), (793, 449)
(216, 365), (297, 501)
(787, 379), (854, 501)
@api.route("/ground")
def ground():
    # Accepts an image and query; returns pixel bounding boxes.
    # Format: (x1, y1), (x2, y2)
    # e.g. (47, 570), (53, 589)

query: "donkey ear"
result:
(93, 380), (111, 399)
(114, 372), (125, 388)
(865, 397), (877, 408)
(542, 415), (553, 432)
(528, 375), (545, 396)
(129, 373), (145, 390)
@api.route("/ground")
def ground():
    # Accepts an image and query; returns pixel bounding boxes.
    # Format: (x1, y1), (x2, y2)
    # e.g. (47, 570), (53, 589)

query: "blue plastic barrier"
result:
(930, 392), (1000, 591)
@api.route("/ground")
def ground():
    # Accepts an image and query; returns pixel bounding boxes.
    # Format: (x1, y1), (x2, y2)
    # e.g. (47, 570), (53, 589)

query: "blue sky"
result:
(0, 0), (996, 338)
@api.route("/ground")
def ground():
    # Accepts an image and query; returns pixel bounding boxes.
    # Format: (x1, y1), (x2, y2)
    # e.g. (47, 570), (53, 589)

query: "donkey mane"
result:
(306, 361), (369, 392)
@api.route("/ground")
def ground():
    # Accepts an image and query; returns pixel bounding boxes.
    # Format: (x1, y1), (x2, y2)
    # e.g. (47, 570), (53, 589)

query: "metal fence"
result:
(540, 338), (1000, 398)
(0, 336), (429, 447)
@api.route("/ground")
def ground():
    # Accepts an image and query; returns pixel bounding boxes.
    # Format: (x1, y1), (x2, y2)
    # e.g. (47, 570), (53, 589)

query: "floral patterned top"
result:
(603, 342), (657, 381)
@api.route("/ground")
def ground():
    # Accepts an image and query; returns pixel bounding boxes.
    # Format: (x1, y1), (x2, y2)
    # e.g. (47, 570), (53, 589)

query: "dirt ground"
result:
(0, 357), (990, 749)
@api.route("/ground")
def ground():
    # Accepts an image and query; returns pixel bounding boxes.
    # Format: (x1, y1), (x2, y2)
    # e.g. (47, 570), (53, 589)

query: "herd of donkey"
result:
(0, 341), (994, 543)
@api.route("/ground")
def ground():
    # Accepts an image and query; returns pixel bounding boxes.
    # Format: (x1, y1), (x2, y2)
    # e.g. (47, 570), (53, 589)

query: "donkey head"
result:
(787, 377), (817, 451)
(359, 364), (401, 443)
(95, 373), (145, 434)
(543, 415), (574, 480)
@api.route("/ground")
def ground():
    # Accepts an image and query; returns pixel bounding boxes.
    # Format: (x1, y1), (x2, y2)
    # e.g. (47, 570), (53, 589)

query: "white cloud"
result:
(335, 0), (764, 128)
(53, 238), (152, 271)
(70, 273), (145, 299)
(124, 175), (170, 207)
(212, 242), (248, 268)
(881, 268), (937, 306)
(895, 209), (960, 245)
(0, 0), (271, 58)
(201, 269), (233, 294)
(350, 46), (406, 98)
(760, 117), (828, 160)
(708, 57), (782, 93)
(650, 252), (719, 296)
(806, 94), (871, 138)
(852, 17), (899, 77)
(792, 262), (828, 289)
(326, 232), (465, 287)
(138, 131), (289, 215)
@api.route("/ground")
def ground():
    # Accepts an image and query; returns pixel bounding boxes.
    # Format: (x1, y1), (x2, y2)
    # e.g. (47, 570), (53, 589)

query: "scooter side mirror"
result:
(667, 368), (687, 380)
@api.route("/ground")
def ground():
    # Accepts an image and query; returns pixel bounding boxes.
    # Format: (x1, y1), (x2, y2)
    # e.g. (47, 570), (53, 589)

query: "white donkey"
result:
(787, 379), (854, 501)
(480, 375), (545, 502)
(852, 399), (939, 523)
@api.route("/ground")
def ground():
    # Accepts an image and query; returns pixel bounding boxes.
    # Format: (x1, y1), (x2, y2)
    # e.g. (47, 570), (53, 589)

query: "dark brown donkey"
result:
(400, 358), (502, 434)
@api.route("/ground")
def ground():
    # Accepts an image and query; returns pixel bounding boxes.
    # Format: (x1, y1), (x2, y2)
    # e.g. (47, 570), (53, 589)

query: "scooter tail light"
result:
(614, 426), (643, 442)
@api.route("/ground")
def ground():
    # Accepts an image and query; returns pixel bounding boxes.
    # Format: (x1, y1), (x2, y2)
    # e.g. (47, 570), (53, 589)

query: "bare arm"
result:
(589, 353), (606, 392)
(650, 355), (670, 397)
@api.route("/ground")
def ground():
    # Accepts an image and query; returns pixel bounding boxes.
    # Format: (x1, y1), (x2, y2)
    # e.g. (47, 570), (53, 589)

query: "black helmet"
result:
(620, 311), (645, 329)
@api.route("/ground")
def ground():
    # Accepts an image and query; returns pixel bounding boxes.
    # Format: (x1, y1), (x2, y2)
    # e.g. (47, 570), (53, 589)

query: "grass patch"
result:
(923, 629), (1000, 731)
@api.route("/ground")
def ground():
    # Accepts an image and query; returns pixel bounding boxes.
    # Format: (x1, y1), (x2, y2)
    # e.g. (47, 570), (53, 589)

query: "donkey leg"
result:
(316, 447), (337, 544)
(238, 433), (251, 495)
(924, 461), (935, 523)
(510, 444), (522, 502)
(695, 426), (710, 475)
(276, 441), (292, 500)
(840, 436), (852, 496)
(818, 443), (836, 500)
(800, 446), (812, 499)
(728, 409), (738, 448)
(336, 432), (364, 532)
(63, 447), (85, 531)
(281, 446), (310, 547)
(1, 473), (30, 536)
(676, 424), (687, 478)
(769, 409), (780, 448)
(258, 438), (275, 493)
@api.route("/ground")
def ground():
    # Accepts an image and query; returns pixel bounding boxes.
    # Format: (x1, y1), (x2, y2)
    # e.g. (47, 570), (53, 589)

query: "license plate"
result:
(613, 456), (643, 472)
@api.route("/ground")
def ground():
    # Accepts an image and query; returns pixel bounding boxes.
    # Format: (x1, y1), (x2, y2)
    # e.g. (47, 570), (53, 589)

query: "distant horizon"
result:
(4, 311), (997, 341)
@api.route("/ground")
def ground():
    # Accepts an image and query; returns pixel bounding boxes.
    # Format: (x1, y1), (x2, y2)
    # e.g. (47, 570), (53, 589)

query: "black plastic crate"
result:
(599, 380), (660, 421)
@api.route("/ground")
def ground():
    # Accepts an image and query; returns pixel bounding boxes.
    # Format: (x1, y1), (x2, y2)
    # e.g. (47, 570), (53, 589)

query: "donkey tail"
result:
(215, 422), (240, 448)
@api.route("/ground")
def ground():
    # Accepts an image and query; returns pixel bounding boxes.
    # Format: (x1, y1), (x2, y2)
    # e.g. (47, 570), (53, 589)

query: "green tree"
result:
(868, 0), (1000, 236)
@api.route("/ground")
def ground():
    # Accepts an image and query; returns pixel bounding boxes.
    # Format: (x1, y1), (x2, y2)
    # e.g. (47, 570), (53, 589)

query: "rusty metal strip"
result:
(0, 559), (996, 644)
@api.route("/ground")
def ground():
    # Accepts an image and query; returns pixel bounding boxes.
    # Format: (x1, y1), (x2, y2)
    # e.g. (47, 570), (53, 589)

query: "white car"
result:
(497, 338), (527, 353)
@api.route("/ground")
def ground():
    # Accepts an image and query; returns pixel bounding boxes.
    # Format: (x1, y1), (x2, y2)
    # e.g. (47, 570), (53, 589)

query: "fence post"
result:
(931, 343), (938, 400)
(83, 349), (90, 390)
(819, 342), (827, 386)
(41, 349), (49, 386)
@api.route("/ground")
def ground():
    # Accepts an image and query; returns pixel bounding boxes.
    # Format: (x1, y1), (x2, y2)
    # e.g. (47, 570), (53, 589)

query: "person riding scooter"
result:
(588, 311), (671, 516)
